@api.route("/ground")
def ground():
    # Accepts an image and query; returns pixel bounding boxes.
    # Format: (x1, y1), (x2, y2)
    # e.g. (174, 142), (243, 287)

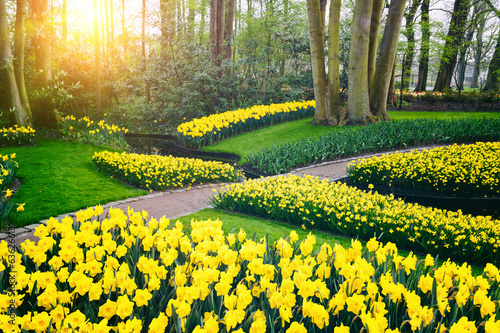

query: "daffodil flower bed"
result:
(0, 126), (36, 147)
(0, 154), (18, 229)
(61, 116), (129, 149)
(212, 175), (500, 265)
(247, 118), (500, 175)
(1, 206), (500, 332)
(346, 142), (500, 197)
(176, 101), (315, 148)
(92, 151), (243, 190)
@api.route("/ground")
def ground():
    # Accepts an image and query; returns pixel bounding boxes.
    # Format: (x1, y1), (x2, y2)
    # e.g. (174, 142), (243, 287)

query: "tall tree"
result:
(434, 0), (471, 91)
(401, 0), (421, 90)
(369, 0), (406, 120)
(471, 2), (487, 88)
(142, 0), (150, 101)
(327, 0), (342, 125)
(1, 0), (31, 126)
(32, 0), (52, 87)
(482, 0), (500, 91)
(415, 0), (430, 92)
(14, 0), (31, 119)
(225, 0), (235, 60)
(367, 0), (384, 87)
(348, 0), (373, 124)
(93, 0), (102, 112)
(306, 0), (328, 124)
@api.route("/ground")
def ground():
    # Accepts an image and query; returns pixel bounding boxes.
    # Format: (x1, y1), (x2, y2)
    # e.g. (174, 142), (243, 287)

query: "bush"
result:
(2, 207), (500, 332)
(246, 118), (500, 175)
(212, 175), (500, 265)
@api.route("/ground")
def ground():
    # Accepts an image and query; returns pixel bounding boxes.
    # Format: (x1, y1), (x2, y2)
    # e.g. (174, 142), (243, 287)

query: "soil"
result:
(388, 101), (500, 112)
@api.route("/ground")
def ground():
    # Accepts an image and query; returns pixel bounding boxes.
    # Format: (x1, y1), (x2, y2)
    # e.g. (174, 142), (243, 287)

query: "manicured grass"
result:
(176, 208), (485, 276)
(203, 111), (500, 163)
(0, 139), (146, 227)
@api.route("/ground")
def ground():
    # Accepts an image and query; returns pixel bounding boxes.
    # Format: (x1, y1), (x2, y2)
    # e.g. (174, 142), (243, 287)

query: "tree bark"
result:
(388, 61), (397, 106)
(457, 23), (474, 89)
(415, 0), (430, 92)
(307, 0), (328, 125)
(327, 0), (341, 125)
(14, 0), (31, 119)
(1, 0), (30, 126)
(433, 0), (471, 91)
(483, 32), (500, 90)
(32, 0), (51, 87)
(210, 0), (218, 61)
(216, 0), (225, 61)
(402, 0), (421, 90)
(471, 2), (487, 88)
(370, 0), (406, 120)
(142, 0), (150, 101)
(225, 0), (235, 60)
(348, 0), (373, 125)
(367, 0), (384, 88)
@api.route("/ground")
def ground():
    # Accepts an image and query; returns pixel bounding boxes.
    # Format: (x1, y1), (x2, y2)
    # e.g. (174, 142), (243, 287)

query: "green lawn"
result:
(1, 139), (146, 227)
(203, 111), (500, 163)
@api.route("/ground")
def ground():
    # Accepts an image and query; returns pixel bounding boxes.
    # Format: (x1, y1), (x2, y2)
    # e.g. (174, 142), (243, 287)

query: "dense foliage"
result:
(246, 118), (500, 175)
(92, 151), (243, 191)
(212, 175), (500, 265)
(0, 126), (36, 147)
(177, 101), (315, 148)
(347, 142), (500, 197)
(1, 207), (500, 332)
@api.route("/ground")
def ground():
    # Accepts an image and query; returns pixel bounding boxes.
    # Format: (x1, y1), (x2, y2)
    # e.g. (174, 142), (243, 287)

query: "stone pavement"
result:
(1, 146), (438, 247)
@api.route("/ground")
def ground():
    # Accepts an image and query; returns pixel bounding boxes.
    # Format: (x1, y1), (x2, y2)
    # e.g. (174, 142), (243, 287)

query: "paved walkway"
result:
(1, 146), (437, 246)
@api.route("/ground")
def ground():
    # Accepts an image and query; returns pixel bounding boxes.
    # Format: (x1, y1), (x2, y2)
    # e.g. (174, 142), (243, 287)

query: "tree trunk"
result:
(104, 0), (110, 48)
(388, 61), (397, 106)
(367, 0), (384, 88)
(1, 0), (30, 126)
(402, 0), (421, 90)
(306, 0), (328, 125)
(327, 0), (341, 125)
(471, 2), (487, 88)
(369, 0), (406, 120)
(187, 0), (195, 35)
(142, 0), (150, 101)
(415, 0), (429, 92)
(347, 0), (373, 125)
(14, 0), (31, 119)
(210, 0), (218, 61)
(122, 0), (127, 52)
(93, 0), (102, 112)
(225, 0), (235, 60)
(483, 32), (500, 91)
(32, 0), (51, 87)
(457, 24), (474, 89)
(433, 0), (471, 91)
(216, 0), (225, 62)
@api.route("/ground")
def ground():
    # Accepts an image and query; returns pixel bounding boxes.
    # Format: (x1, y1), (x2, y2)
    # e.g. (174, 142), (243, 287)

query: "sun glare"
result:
(68, 1), (97, 33)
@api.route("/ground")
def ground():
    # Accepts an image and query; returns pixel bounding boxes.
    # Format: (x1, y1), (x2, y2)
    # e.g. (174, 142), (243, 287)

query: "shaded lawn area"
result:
(202, 111), (500, 163)
(1, 139), (146, 227)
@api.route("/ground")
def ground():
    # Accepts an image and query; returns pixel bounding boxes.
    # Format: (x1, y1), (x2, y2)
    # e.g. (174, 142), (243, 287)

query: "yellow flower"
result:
(133, 289), (153, 307)
(16, 203), (25, 212)
(98, 299), (118, 320)
(286, 322), (307, 333)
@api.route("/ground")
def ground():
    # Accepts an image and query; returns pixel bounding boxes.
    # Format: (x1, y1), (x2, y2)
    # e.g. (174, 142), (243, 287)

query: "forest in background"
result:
(0, 0), (499, 133)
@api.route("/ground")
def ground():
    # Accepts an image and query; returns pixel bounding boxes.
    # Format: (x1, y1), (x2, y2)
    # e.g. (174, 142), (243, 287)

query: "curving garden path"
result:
(1, 146), (441, 247)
